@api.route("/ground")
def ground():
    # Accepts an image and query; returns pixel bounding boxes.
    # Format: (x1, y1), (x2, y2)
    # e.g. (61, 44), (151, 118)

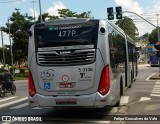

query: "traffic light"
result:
(116, 6), (122, 19)
(107, 7), (114, 20)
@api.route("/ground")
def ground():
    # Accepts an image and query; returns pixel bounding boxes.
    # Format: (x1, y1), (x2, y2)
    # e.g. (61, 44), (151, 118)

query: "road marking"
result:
(146, 73), (156, 81)
(150, 81), (160, 97)
(32, 107), (42, 109)
(10, 102), (28, 109)
(120, 96), (129, 105)
(151, 94), (160, 97)
(0, 96), (18, 103)
(0, 97), (28, 108)
(152, 91), (160, 93)
(1, 122), (12, 124)
(153, 87), (160, 89)
(88, 121), (111, 123)
(139, 97), (151, 101)
(152, 89), (160, 92)
(154, 85), (160, 87)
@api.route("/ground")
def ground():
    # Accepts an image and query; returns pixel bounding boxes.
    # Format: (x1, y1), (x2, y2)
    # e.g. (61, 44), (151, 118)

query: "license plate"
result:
(59, 82), (75, 88)
(55, 99), (77, 105)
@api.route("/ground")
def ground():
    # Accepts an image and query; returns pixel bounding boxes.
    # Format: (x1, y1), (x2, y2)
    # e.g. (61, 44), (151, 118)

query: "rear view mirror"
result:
(28, 31), (32, 37)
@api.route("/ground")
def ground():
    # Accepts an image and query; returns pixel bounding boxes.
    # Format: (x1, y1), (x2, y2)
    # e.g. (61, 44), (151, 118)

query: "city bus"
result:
(28, 18), (137, 108)
(149, 52), (159, 66)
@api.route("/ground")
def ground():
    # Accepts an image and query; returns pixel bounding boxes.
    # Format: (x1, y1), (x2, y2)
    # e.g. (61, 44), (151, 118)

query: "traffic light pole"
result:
(122, 11), (160, 76)
(8, 18), (14, 76)
(122, 11), (157, 28)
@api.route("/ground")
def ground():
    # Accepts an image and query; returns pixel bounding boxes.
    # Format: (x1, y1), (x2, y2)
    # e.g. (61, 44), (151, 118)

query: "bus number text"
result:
(78, 67), (93, 72)
(58, 30), (76, 37)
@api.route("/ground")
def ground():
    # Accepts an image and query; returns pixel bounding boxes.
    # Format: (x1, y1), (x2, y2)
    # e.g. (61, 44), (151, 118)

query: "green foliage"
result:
(141, 32), (150, 44)
(0, 67), (5, 73)
(37, 13), (59, 22)
(58, 9), (93, 18)
(2, 11), (34, 66)
(20, 68), (28, 74)
(143, 32), (150, 38)
(0, 47), (12, 65)
(15, 73), (28, 78)
(36, 9), (93, 22)
(149, 28), (160, 44)
(116, 16), (138, 41)
(0, 48), (3, 64)
(14, 73), (28, 80)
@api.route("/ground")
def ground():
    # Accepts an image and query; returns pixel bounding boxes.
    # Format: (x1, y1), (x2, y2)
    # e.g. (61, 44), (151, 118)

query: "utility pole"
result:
(157, 14), (160, 41)
(156, 14), (160, 76)
(39, 0), (42, 23)
(0, 27), (5, 67)
(31, 0), (37, 21)
(8, 18), (14, 75)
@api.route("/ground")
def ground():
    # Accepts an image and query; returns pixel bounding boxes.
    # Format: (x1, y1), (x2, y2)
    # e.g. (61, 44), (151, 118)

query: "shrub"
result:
(15, 73), (28, 78)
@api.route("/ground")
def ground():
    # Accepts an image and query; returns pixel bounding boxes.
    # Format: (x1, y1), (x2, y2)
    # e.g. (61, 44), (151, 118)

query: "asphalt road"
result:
(0, 64), (160, 124)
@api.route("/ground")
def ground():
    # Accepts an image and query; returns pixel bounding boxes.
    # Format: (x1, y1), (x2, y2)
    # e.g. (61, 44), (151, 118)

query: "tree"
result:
(0, 48), (4, 64)
(141, 32), (150, 44)
(0, 46), (11, 65)
(2, 11), (34, 68)
(37, 13), (59, 23)
(58, 9), (93, 18)
(149, 28), (160, 44)
(37, 9), (93, 23)
(116, 16), (138, 41)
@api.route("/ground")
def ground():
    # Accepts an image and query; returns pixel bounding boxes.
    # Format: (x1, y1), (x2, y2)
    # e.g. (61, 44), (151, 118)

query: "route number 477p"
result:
(58, 30), (76, 37)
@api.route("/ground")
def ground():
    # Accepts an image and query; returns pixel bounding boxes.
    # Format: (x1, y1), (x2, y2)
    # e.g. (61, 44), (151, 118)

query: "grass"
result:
(14, 73), (28, 80)
(14, 76), (28, 80)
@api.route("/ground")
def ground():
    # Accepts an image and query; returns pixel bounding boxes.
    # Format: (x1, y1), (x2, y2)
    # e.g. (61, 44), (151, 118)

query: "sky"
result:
(0, 0), (160, 46)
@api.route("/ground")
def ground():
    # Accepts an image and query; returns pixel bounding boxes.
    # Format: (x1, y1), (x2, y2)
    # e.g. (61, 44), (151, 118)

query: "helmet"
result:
(3, 67), (9, 72)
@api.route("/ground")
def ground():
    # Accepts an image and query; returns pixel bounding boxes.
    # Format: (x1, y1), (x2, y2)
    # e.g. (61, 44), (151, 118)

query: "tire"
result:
(129, 72), (133, 88)
(11, 84), (16, 95)
(115, 78), (123, 107)
(0, 88), (5, 98)
(115, 99), (120, 107)
(120, 78), (123, 96)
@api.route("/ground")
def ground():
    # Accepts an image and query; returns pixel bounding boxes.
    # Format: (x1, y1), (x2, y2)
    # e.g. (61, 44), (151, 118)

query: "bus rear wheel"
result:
(115, 78), (123, 107)
(120, 78), (123, 96)
(129, 72), (133, 88)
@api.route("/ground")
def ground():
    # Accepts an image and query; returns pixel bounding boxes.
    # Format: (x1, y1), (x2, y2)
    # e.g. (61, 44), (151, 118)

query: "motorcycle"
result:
(0, 76), (16, 98)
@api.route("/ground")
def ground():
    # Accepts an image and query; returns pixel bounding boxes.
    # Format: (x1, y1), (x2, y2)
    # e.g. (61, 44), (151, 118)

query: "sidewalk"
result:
(150, 73), (160, 80)
(138, 64), (150, 67)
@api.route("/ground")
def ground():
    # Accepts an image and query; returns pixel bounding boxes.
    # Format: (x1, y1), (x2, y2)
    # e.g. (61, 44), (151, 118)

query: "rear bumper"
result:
(28, 92), (112, 108)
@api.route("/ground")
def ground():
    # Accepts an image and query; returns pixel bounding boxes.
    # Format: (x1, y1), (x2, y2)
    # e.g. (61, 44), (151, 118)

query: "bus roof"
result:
(36, 18), (99, 26)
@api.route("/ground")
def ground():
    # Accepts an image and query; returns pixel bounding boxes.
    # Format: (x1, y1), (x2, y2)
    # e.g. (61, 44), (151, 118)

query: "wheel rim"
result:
(0, 89), (5, 97)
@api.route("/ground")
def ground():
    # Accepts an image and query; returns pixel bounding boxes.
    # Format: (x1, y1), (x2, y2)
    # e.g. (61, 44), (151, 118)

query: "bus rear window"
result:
(34, 20), (99, 48)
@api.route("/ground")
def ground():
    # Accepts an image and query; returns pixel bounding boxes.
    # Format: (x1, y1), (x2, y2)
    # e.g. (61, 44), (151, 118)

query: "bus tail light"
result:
(98, 65), (110, 95)
(28, 70), (36, 97)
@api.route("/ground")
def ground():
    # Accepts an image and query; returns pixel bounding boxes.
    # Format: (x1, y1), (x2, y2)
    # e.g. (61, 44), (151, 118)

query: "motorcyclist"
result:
(1, 68), (12, 89)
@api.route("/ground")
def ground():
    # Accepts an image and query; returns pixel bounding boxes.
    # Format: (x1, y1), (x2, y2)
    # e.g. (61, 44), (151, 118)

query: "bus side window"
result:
(108, 28), (118, 78)
(108, 33), (115, 69)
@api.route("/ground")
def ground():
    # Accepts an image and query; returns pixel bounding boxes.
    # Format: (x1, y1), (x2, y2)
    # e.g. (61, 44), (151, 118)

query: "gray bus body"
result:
(28, 18), (137, 108)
